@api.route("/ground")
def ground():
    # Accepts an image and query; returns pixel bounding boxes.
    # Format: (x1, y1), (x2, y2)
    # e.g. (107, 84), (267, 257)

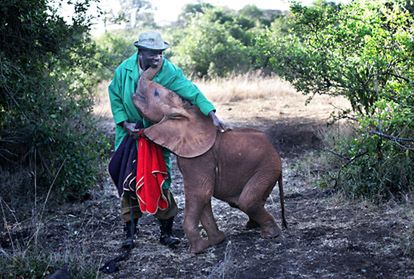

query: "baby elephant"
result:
(133, 64), (287, 253)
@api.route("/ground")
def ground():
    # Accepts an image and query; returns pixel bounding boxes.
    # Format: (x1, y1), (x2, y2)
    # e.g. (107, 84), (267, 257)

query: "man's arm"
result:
(108, 68), (128, 126)
(108, 69), (140, 135)
(161, 60), (226, 131)
(161, 61), (215, 116)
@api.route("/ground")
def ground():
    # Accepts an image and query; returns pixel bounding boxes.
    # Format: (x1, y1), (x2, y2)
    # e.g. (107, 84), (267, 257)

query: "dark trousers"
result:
(121, 189), (178, 222)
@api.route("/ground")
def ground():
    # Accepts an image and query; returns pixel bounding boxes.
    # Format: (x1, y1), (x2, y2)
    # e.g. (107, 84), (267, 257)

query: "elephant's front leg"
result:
(200, 200), (225, 246)
(179, 155), (216, 253)
(183, 190), (211, 254)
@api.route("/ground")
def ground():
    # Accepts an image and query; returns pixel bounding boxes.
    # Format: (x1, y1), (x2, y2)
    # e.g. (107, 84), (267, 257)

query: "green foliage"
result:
(117, 0), (156, 29)
(96, 3), (284, 79)
(94, 32), (137, 80)
(259, 0), (414, 200)
(0, 249), (98, 278)
(172, 6), (262, 77)
(177, 2), (215, 26)
(93, 27), (180, 80)
(322, 127), (414, 200)
(0, 0), (110, 203)
(239, 4), (284, 27)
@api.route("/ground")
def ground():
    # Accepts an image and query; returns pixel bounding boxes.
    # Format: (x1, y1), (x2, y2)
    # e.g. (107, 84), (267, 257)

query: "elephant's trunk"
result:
(134, 61), (163, 105)
(141, 61), (163, 81)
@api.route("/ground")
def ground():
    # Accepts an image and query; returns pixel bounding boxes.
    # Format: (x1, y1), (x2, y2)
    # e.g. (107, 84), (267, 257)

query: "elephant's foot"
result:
(208, 231), (225, 246)
(190, 238), (210, 254)
(260, 223), (281, 239)
(246, 219), (260, 229)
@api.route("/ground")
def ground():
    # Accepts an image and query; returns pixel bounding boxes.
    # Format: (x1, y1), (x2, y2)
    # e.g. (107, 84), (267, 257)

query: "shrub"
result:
(171, 6), (265, 78)
(0, 248), (99, 278)
(94, 32), (137, 80)
(321, 124), (414, 200)
(0, 0), (110, 205)
(258, 0), (414, 200)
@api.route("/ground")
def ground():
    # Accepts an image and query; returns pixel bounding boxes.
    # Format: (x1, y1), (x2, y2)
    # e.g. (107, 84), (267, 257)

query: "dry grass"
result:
(93, 73), (297, 117)
(195, 72), (297, 103)
(94, 73), (351, 127)
(195, 73), (350, 127)
(0, 165), (100, 278)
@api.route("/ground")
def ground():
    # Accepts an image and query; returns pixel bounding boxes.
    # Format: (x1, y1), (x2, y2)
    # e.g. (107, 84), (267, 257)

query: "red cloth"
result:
(136, 135), (169, 214)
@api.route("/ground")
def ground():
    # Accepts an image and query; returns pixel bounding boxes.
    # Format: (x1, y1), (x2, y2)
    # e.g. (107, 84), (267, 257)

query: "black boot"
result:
(121, 219), (138, 250)
(159, 217), (180, 248)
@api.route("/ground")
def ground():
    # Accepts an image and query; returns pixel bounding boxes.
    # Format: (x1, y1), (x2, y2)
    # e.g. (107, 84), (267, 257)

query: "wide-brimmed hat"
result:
(134, 31), (169, 50)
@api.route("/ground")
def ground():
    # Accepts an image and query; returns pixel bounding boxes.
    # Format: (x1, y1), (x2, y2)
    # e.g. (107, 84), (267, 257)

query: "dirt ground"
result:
(2, 92), (414, 278)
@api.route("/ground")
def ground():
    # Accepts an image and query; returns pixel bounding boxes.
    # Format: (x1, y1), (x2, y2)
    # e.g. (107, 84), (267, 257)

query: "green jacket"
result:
(108, 53), (216, 188)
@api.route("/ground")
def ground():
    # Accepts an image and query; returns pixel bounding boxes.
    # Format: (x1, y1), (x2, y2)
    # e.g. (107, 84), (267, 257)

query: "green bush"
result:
(170, 6), (278, 78)
(0, 0), (110, 204)
(94, 32), (137, 80)
(171, 8), (251, 77)
(94, 4), (283, 79)
(321, 126), (414, 200)
(258, 0), (414, 200)
(0, 249), (98, 278)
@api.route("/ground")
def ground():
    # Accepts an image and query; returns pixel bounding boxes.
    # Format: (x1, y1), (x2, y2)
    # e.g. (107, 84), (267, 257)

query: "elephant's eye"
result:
(154, 89), (160, 97)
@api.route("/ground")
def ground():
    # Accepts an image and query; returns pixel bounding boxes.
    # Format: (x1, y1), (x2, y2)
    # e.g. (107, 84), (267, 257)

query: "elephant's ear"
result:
(143, 107), (217, 158)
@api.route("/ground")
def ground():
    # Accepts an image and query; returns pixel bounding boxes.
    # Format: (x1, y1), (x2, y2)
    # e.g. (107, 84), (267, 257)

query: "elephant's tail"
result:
(278, 173), (288, 229)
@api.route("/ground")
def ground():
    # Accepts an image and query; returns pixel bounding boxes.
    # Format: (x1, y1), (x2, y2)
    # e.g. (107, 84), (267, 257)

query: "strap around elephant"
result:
(212, 130), (222, 188)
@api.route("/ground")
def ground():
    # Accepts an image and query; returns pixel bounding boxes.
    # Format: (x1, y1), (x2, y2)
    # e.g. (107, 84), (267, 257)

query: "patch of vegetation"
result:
(0, 0), (110, 205)
(0, 250), (98, 279)
(259, 0), (414, 201)
(0, 1), (111, 273)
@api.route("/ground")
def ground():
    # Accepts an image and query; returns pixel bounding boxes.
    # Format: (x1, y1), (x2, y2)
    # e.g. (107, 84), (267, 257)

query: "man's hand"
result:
(122, 121), (141, 138)
(208, 111), (226, 133)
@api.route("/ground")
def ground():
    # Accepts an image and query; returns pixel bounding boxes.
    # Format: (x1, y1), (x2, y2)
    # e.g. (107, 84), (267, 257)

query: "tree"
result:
(0, 0), (108, 204)
(257, 0), (414, 199)
(177, 2), (214, 26)
(171, 7), (253, 77)
(119, 0), (156, 29)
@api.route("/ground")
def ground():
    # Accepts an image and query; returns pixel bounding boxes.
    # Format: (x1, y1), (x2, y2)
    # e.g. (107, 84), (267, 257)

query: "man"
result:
(108, 31), (225, 249)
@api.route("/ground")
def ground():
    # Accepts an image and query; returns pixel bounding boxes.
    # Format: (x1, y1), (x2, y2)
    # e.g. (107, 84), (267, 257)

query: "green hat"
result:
(134, 31), (169, 50)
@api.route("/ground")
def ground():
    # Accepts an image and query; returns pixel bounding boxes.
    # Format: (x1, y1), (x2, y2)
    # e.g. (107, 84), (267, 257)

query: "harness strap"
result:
(212, 130), (222, 189)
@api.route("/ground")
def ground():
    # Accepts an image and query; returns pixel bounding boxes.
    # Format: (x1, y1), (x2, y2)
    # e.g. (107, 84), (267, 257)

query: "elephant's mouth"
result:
(132, 91), (148, 117)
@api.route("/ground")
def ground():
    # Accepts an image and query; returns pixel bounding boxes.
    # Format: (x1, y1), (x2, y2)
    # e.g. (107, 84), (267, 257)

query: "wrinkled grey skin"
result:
(133, 67), (287, 253)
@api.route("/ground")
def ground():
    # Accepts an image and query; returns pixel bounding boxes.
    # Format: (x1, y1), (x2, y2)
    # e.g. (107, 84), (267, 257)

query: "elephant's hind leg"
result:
(244, 204), (281, 238)
(200, 201), (225, 246)
(238, 176), (281, 238)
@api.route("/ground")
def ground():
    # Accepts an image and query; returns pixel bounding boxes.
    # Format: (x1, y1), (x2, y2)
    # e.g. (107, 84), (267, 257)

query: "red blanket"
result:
(136, 136), (169, 214)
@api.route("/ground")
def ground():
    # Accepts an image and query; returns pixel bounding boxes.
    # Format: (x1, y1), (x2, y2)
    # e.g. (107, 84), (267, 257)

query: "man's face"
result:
(139, 49), (163, 70)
